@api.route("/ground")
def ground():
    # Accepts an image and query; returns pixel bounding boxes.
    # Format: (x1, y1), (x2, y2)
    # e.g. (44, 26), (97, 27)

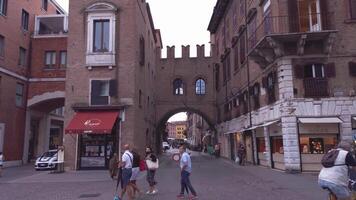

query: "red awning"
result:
(65, 111), (119, 134)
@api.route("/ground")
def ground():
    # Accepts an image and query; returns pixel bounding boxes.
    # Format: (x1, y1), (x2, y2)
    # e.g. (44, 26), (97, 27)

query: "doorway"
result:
(298, 0), (322, 32)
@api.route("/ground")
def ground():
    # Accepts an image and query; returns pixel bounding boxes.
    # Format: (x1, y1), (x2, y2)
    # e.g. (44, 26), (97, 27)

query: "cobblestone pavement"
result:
(0, 151), (328, 200)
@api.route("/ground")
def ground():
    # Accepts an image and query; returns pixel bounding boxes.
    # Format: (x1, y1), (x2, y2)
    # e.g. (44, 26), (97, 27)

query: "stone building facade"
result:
(209, 0), (356, 172)
(0, 0), (66, 167)
(187, 112), (209, 148)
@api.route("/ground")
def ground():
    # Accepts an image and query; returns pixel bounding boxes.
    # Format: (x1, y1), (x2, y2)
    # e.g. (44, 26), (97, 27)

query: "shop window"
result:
(19, 47), (26, 66)
(44, 51), (56, 68)
(195, 79), (206, 95)
(257, 138), (266, 153)
(0, 35), (4, 57)
(15, 83), (24, 107)
(173, 79), (184, 95)
(299, 136), (337, 154)
(0, 0), (7, 16)
(60, 51), (67, 68)
(90, 80), (111, 105)
(271, 137), (283, 154)
(350, 0), (356, 19)
(21, 9), (29, 31)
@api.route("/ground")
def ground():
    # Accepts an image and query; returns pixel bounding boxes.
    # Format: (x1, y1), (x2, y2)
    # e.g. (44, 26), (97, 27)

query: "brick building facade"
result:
(0, 0), (66, 167)
(209, 0), (356, 172)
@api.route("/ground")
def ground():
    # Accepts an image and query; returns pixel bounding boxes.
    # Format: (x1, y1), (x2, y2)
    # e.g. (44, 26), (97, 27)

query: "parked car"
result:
(162, 141), (170, 151)
(35, 150), (58, 170)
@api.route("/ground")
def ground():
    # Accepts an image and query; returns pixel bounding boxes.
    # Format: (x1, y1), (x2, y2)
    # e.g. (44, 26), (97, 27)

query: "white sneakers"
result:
(146, 190), (158, 195)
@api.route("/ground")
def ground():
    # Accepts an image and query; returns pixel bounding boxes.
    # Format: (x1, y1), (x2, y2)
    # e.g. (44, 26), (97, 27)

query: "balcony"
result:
(304, 78), (329, 98)
(248, 13), (337, 68)
(34, 15), (68, 37)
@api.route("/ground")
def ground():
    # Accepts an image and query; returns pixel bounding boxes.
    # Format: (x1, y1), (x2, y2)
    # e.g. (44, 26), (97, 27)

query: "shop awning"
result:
(263, 120), (280, 127)
(65, 111), (119, 134)
(298, 117), (343, 124)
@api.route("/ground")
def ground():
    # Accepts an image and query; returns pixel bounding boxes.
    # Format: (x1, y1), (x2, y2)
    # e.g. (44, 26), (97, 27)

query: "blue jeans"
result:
(121, 168), (132, 188)
(180, 170), (197, 196)
(319, 179), (350, 199)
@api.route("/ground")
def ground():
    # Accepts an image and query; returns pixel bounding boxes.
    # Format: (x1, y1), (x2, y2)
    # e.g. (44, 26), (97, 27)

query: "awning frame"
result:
(298, 117), (343, 124)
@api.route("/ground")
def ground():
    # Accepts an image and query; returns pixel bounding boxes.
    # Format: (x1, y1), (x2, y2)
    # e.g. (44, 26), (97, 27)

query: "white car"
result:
(35, 150), (58, 170)
(162, 142), (170, 151)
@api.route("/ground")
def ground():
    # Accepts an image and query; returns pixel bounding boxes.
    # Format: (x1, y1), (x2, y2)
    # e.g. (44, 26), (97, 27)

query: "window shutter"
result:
(288, 0), (299, 32)
(249, 86), (254, 96)
(91, 80), (101, 96)
(325, 63), (336, 78)
(351, 0), (356, 19)
(349, 62), (356, 77)
(262, 76), (268, 88)
(294, 65), (304, 79)
(139, 37), (145, 66)
(234, 45), (239, 70)
(240, 33), (246, 64)
(109, 79), (117, 97)
(320, 0), (329, 30)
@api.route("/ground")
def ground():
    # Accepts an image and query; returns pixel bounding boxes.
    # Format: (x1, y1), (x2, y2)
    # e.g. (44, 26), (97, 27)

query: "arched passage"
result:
(154, 107), (217, 153)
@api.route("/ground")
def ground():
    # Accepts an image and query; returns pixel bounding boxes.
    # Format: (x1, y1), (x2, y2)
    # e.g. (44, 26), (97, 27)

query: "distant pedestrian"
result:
(214, 144), (220, 158)
(177, 145), (198, 200)
(120, 144), (133, 200)
(145, 147), (158, 194)
(130, 148), (141, 197)
(0, 152), (3, 177)
(237, 143), (246, 166)
(109, 153), (119, 179)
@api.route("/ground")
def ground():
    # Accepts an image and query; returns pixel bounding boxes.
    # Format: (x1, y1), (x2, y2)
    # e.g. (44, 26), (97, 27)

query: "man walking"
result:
(177, 145), (198, 199)
(120, 144), (133, 200)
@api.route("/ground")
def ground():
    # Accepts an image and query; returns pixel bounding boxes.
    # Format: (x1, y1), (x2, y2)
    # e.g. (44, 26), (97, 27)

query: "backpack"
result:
(321, 149), (340, 168)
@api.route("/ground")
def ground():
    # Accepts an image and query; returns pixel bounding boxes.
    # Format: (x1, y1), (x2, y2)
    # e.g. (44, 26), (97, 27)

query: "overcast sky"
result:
(56, 0), (215, 121)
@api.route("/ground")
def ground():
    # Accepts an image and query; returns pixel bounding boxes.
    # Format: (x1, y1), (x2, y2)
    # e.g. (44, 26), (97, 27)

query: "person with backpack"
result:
(130, 148), (141, 197)
(119, 144), (133, 200)
(318, 140), (356, 200)
(145, 147), (158, 194)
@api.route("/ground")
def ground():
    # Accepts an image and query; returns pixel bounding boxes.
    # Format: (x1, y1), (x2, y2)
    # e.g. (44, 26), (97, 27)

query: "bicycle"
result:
(323, 179), (356, 200)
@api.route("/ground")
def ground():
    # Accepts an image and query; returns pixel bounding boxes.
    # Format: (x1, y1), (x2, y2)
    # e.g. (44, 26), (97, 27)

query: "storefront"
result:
(65, 111), (120, 170)
(255, 127), (268, 166)
(267, 122), (284, 170)
(298, 117), (341, 172)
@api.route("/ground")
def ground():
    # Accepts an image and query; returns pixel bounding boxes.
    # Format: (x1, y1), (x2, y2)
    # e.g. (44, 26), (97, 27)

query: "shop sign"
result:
(299, 123), (338, 134)
(84, 119), (102, 127)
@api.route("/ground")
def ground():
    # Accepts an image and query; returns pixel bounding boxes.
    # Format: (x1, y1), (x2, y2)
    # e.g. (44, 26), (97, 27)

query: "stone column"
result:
(252, 130), (258, 165)
(281, 116), (301, 173)
(277, 59), (294, 100)
(22, 111), (31, 164)
(339, 100), (353, 140)
(263, 126), (272, 167)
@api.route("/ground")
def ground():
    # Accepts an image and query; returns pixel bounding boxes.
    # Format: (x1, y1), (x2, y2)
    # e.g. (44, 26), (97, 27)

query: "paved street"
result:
(0, 151), (327, 200)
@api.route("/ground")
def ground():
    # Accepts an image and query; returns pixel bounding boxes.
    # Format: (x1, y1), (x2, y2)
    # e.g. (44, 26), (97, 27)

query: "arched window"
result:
(173, 79), (184, 95)
(195, 79), (206, 95)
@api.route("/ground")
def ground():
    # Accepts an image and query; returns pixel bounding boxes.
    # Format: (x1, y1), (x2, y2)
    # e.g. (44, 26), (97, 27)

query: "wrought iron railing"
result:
(304, 78), (329, 98)
(248, 13), (335, 50)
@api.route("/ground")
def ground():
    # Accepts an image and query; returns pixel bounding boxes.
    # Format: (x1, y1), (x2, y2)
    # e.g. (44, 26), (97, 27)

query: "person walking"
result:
(109, 153), (119, 179)
(120, 144), (133, 200)
(0, 152), (3, 177)
(237, 143), (246, 166)
(130, 148), (141, 197)
(177, 145), (198, 200)
(145, 147), (158, 194)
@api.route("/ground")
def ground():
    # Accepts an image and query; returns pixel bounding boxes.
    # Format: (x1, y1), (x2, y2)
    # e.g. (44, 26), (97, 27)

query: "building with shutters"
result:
(209, 0), (356, 172)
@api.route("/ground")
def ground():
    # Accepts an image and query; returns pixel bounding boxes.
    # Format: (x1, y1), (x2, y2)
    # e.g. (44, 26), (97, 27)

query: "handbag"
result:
(146, 159), (159, 170)
(139, 160), (147, 171)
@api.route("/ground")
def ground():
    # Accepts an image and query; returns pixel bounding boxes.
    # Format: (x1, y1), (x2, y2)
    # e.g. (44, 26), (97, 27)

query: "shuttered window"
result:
(91, 80), (117, 105)
(0, 0), (7, 15)
(240, 33), (246, 64)
(349, 62), (356, 76)
(139, 37), (145, 66)
(351, 0), (356, 19)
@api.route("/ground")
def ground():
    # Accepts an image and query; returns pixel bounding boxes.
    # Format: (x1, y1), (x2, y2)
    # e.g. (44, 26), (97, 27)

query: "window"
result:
(139, 90), (142, 108)
(215, 65), (220, 91)
(173, 79), (184, 95)
(93, 20), (110, 52)
(0, 35), (4, 57)
(19, 47), (26, 66)
(42, 0), (48, 11)
(252, 83), (260, 110)
(234, 45), (239, 70)
(263, 0), (271, 13)
(45, 51), (56, 68)
(239, 33), (246, 64)
(91, 80), (110, 105)
(304, 64), (325, 78)
(60, 51), (67, 67)
(0, 0), (7, 15)
(21, 9), (29, 31)
(16, 83), (24, 107)
(350, 0), (356, 19)
(139, 37), (145, 66)
(195, 79), (206, 95)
